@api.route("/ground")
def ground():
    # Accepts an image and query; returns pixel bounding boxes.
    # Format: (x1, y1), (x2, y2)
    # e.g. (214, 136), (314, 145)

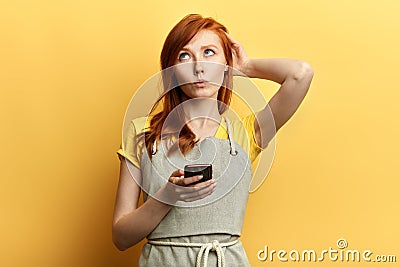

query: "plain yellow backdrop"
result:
(1, 0), (399, 266)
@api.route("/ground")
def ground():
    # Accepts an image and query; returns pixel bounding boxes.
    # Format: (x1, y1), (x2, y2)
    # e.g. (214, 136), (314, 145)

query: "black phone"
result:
(184, 164), (212, 185)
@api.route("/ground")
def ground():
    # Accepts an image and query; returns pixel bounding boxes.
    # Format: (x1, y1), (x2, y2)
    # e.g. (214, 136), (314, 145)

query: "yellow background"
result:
(1, 0), (399, 266)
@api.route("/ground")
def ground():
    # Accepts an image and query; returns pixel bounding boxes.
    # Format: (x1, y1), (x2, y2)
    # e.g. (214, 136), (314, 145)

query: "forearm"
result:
(242, 58), (310, 84)
(113, 196), (172, 250)
(252, 57), (313, 138)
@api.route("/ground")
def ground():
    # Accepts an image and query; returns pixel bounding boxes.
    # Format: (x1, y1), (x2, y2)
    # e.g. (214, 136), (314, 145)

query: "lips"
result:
(193, 80), (207, 88)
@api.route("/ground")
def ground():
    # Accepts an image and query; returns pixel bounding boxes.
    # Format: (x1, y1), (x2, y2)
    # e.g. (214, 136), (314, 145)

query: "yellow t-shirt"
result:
(117, 114), (263, 169)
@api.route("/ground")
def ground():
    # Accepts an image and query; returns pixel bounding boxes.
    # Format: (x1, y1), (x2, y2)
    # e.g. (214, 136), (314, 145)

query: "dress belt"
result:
(147, 238), (239, 267)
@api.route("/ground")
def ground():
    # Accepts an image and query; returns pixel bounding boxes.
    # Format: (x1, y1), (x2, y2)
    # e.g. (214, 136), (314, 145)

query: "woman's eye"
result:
(178, 52), (190, 61)
(204, 49), (215, 56)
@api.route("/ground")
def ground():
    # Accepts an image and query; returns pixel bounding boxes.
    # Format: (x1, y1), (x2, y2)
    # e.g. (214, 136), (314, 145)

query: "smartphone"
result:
(184, 164), (212, 185)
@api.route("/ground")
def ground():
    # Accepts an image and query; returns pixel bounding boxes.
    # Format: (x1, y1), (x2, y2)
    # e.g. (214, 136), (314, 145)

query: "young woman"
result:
(113, 14), (313, 266)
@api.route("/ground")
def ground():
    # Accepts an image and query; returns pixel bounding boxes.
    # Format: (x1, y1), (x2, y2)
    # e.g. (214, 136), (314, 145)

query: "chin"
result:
(185, 92), (218, 99)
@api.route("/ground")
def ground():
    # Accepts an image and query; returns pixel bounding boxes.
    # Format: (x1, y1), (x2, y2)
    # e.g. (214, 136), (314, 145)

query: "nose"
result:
(194, 60), (204, 76)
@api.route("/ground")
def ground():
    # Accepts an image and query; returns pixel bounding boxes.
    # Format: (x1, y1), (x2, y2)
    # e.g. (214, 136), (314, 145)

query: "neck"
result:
(181, 98), (222, 131)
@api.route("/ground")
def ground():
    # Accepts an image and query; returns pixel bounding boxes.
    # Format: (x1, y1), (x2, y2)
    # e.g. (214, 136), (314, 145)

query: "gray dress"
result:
(138, 117), (253, 267)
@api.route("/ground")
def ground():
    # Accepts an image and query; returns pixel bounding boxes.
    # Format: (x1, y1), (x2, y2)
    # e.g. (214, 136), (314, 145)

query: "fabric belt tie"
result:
(147, 239), (239, 267)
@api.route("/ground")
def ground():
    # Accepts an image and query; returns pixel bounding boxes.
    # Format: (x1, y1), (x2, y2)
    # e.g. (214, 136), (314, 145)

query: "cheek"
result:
(204, 63), (225, 87)
(173, 63), (195, 86)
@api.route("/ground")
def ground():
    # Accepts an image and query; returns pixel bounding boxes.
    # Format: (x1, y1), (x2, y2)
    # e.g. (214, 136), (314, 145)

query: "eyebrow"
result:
(181, 44), (219, 51)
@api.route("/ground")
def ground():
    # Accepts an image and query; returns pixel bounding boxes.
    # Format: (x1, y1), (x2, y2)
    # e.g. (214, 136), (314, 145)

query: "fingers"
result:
(168, 169), (184, 185)
(179, 181), (216, 202)
(181, 175), (203, 186)
(166, 169), (217, 202)
(170, 169), (184, 177)
(223, 32), (250, 77)
(183, 179), (215, 190)
(168, 174), (203, 186)
(225, 32), (243, 55)
(225, 32), (239, 45)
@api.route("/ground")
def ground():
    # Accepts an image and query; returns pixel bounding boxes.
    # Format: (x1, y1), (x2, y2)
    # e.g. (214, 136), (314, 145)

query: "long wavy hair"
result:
(143, 14), (234, 158)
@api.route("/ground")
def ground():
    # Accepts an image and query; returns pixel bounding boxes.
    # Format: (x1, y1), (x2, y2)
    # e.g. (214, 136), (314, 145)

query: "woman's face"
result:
(173, 29), (227, 99)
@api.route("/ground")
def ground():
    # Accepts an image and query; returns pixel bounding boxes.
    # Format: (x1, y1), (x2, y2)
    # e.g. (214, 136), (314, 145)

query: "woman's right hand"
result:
(155, 169), (216, 205)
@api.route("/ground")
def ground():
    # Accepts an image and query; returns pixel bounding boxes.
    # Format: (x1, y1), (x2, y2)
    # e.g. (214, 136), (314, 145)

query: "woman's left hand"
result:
(226, 33), (251, 76)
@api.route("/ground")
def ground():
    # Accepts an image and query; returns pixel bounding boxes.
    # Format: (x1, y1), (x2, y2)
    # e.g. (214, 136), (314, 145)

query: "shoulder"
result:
(131, 116), (148, 130)
(126, 116), (150, 135)
(119, 116), (151, 169)
(230, 113), (257, 133)
(229, 113), (263, 162)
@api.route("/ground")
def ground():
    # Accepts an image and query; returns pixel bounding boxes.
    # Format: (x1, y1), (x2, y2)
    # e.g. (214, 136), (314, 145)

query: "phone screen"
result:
(184, 164), (212, 185)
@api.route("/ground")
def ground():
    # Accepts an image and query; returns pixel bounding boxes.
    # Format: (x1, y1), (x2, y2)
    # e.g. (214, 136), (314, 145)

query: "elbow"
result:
(113, 240), (128, 252)
(112, 230), (128, 251)
(112, 223), (131, 251)
(292, 61), (314, 81)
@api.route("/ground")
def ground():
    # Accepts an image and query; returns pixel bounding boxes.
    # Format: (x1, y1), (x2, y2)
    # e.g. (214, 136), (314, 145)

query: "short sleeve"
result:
(231, 113), (263, 163)
(240, 113), (263, 162)
(116, 118), (147, 169)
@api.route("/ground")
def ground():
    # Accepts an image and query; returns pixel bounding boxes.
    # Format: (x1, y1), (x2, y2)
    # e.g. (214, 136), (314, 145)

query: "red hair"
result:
(143, 14), (234, 158)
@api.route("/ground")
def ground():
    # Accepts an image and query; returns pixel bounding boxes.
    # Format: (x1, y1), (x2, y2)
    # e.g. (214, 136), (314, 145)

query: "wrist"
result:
(240, 59), (254, 78)
(153, 183), (178, 206)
